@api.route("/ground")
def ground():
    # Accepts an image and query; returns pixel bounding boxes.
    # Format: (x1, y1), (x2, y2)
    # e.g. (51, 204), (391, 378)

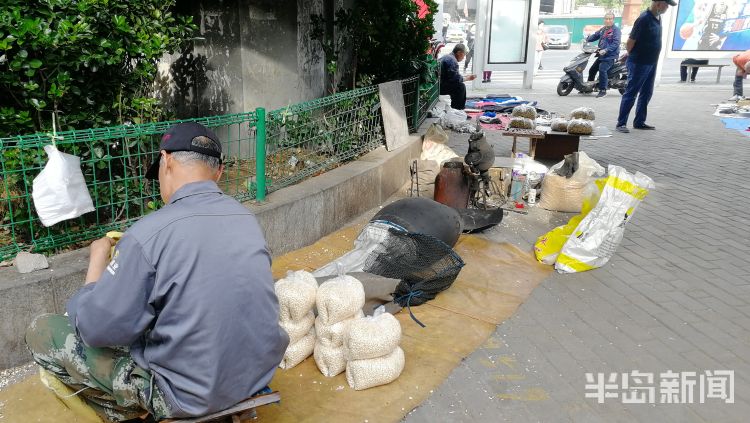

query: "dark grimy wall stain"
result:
(159, 0), (326, 118)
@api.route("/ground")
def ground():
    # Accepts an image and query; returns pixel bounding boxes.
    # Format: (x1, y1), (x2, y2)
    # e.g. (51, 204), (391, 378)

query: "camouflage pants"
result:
(25, 314), (172, 422)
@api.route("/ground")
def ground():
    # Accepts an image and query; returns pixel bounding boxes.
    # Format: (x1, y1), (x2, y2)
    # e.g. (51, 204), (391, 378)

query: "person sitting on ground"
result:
(25, 122), (289, 422)
(680, 58), (709, 82)
(585, 12), (621, 98)
(729, 49), (750, 101)
(439, 43), (477, 110)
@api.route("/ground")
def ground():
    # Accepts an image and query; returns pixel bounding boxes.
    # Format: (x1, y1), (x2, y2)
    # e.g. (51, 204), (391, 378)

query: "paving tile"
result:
(406, 85), (750, 423)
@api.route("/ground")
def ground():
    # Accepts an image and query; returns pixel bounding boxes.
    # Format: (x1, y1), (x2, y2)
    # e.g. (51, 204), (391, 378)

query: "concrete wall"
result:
(0, 136), (421, 370)
(161, 0), (326, 117)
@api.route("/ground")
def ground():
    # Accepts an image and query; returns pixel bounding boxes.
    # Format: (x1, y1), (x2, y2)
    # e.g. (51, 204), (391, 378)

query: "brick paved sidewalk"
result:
(405, 82), (750, 422)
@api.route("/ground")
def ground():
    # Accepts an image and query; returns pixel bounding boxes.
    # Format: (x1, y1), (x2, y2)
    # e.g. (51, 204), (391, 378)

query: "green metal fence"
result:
(403, 60), (441, 133)
(0, 113), (261, 262)
(0, 74), (439, 262)
(263, 85), (384, 193)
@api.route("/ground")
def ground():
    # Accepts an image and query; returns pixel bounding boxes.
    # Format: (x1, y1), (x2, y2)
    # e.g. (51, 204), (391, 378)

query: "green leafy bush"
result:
(0, 0), (194, 259)
(311, 0), (438, 91)
(0, 0), (196, 136)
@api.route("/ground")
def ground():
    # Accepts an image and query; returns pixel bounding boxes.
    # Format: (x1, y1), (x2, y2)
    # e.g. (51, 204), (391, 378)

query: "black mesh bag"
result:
(362, 227), (464, 309)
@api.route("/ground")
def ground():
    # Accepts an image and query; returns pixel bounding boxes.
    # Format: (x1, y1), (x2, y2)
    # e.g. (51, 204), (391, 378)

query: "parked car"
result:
(445, 23), (466, 44)
(544, 25), (571, 49)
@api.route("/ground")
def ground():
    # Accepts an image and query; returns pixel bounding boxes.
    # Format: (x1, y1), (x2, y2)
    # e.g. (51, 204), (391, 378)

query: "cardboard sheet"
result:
(0, 225), (552, 422)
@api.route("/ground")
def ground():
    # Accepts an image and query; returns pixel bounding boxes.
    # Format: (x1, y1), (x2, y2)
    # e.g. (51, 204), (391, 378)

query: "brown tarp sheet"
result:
(0, 225), (551, 422)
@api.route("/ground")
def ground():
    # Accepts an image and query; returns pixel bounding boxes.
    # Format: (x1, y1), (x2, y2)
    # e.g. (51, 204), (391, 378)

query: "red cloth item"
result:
(414, 0), (430, 19)
(733, 49), (750, 69)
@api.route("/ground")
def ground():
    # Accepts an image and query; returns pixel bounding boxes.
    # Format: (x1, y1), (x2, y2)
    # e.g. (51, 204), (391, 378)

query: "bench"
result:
(683, 64), (728, 83)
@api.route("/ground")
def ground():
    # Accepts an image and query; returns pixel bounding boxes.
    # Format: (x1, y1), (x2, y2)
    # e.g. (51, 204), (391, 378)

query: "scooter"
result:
(557, 42), (628, 96)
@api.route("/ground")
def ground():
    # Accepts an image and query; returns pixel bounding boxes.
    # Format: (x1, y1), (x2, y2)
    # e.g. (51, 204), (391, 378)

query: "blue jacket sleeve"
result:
(607, 26), (621, 55)
(66, 234), (156, 348)
(440, 55), (464, 84)
(586, 28), (602, 43)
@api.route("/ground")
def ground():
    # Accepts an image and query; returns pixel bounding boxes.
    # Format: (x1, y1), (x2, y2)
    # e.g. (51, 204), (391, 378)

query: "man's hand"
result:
(85, 237), (116, 285)
(598, 49), (607, 56)
(465, 74), (477, 81)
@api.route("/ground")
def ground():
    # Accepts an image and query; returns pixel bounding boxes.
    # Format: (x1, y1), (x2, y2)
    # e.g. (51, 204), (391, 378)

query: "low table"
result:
(503, 128), (582, 160)
(502, 128), (546, 158)
(536, 130), (581, 160)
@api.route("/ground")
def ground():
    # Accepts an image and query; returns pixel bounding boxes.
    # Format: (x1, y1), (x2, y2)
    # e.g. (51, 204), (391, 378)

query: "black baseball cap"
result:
(655, 0), (677, 5)
(145, 122), (222, 179)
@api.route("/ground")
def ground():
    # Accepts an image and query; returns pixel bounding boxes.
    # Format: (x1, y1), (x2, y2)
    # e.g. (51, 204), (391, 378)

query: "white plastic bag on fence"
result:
(555, 165), (654, 273)
(32, 145), (94, 227)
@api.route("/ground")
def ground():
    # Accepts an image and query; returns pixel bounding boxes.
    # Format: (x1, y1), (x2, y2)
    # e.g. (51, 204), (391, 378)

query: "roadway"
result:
(440, 45), (734, 92)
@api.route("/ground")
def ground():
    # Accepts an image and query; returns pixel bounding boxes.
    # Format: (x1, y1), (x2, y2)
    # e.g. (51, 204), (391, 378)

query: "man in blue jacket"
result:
(616, 0), (676, 133)
(439, 44), (476, 110)
(586, 12), (621, 98)
(25, 122), (289, 421)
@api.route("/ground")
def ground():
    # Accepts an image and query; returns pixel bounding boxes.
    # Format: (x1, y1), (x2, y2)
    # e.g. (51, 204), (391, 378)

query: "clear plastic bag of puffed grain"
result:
(344, 312), (402, 361)
(279, 311), (315, 344)
(509, 117), (534, 129)
(275, 270), (318, 322)
(316, 275), (365, 326)
(570, 107), (595, 120)
(346, 347), (405, 390)
(551, 118), (569, 132)
(511, 104), (537, 120)
(314, 340), (347, 377)
(567, 118), (594, 135)
(279, 327), (315, 369)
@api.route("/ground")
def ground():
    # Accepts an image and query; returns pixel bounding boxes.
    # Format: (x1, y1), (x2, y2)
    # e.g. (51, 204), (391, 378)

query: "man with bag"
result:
(25, 122), (289, 421)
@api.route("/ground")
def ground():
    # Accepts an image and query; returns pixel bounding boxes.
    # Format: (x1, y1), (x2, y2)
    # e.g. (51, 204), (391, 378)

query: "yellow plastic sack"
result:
(555, 166), (654, 273)
(534, 179), (604, 265)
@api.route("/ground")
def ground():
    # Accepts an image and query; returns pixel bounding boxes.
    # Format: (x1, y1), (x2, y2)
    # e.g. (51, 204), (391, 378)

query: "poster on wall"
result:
(488, 0), (531, 63)
(673, 0), (750, 51)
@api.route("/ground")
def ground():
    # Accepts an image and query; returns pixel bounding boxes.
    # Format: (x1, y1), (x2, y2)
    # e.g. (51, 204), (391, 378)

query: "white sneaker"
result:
(728, 95), (744, 101)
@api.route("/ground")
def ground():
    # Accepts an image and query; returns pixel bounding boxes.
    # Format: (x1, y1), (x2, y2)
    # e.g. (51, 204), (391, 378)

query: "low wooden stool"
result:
(502, 128), (546, 159)
(163, 392), (280, 423)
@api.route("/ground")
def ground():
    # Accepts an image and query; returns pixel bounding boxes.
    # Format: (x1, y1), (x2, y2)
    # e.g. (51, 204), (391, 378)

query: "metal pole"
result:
(413, 75), (421, 131)
(255, 107), (266, 201)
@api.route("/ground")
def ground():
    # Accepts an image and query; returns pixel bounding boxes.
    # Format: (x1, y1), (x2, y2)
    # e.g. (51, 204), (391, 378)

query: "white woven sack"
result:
(279, 311), (314, 344)
(279, 327), (315, 370)
(344, 313), (402, 361)
(314, 340), (347, 377)
(316, 275), (365, 326)
(346, 347), (405, 391)
(420, 140), (459, 167)
(275, 270), (318, 322)
(315, 310), (365, 347)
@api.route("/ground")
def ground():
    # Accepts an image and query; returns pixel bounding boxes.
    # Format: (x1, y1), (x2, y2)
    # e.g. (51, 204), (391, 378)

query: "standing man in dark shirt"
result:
(616, 0), (676, 133)
(439, 44), (477, 110)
